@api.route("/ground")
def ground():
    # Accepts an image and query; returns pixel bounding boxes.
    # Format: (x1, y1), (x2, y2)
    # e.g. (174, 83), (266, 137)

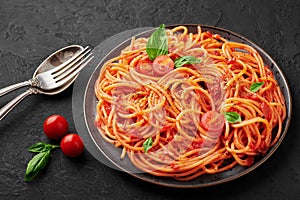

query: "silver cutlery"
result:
(0, 45), (94, 120)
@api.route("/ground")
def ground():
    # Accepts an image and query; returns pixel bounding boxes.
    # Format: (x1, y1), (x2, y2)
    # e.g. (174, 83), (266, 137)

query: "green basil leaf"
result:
(146, 24), (168, 60)
(174, 56), (201, 68)
(224, 112), (241, 123)
(28, 142), (59, 153)
(250, 82), (265, 92)
(24, 150), (51, 182)
(143, 137), (153, 153)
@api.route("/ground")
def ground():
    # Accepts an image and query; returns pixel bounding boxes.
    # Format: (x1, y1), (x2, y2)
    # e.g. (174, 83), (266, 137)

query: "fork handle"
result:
(0, 80), (32, 97)
(0, 88), (38, 120)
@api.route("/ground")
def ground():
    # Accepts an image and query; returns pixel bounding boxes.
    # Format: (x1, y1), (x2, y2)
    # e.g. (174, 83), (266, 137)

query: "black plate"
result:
(72, 25), (292, 188)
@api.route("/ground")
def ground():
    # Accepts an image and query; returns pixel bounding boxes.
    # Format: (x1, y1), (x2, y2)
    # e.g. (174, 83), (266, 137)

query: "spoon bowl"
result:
(34, 45), (83, 95)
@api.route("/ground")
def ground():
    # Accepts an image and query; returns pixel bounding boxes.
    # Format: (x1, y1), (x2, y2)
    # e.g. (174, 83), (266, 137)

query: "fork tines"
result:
(53, 46), (94, 84)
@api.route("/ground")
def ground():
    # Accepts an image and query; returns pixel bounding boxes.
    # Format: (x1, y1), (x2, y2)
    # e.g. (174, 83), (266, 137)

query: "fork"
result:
(35, 46), (93, 90)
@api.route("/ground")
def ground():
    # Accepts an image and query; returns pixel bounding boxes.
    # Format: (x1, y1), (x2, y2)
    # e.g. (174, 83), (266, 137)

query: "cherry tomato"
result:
(43, 114), (69, 140)
(60, 134), (84, 158)
(153, 55), (174, 76)
(135, 58), (155, 76)
(201, 111), (225, 132)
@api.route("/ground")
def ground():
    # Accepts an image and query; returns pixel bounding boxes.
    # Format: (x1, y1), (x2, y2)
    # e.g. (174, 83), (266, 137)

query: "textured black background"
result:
(0, 0), (299, 199)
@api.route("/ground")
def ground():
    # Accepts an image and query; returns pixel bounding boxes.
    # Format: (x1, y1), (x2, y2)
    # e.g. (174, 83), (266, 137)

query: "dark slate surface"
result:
(0, 0), (299, 199)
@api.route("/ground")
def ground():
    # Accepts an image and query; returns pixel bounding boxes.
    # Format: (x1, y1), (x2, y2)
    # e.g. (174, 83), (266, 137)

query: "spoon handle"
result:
(0, 88), (39, 121)
(0, 80), (32, 97)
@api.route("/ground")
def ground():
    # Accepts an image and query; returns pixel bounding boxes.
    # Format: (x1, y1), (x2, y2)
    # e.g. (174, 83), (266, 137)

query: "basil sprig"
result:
(224, 112), (241, 123)
(174, 56), (201, 68)
(250, 82), (265, 92)
(25, 142), (59, 182)
(146, 24), (168, 61)
(143, 137), (153, 153)
(28, 142), (59, 153)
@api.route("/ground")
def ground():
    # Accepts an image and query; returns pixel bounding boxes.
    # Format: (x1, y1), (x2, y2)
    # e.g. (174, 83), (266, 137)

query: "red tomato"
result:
(43, 114), (69, 140)
(153, 55), (174, 76)
(201, 111), (225, 132)
(135, 58), (155, 76)
(60, 134), (84, 158)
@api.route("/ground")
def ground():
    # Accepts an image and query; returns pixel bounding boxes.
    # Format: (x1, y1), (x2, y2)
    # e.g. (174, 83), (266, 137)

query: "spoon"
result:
(0, 45), (92, 120)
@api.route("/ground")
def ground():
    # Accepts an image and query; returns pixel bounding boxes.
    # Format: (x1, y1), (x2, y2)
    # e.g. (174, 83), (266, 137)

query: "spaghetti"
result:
(94, 25), (286, 181)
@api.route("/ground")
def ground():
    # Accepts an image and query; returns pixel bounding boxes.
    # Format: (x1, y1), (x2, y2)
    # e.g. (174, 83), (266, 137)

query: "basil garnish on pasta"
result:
(250, 82), (265, 92)
(174, 56), (201, 68)
(146, 24), (168, 61)
(143, 137), (153, 153)
(224, 112), (241, 123)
